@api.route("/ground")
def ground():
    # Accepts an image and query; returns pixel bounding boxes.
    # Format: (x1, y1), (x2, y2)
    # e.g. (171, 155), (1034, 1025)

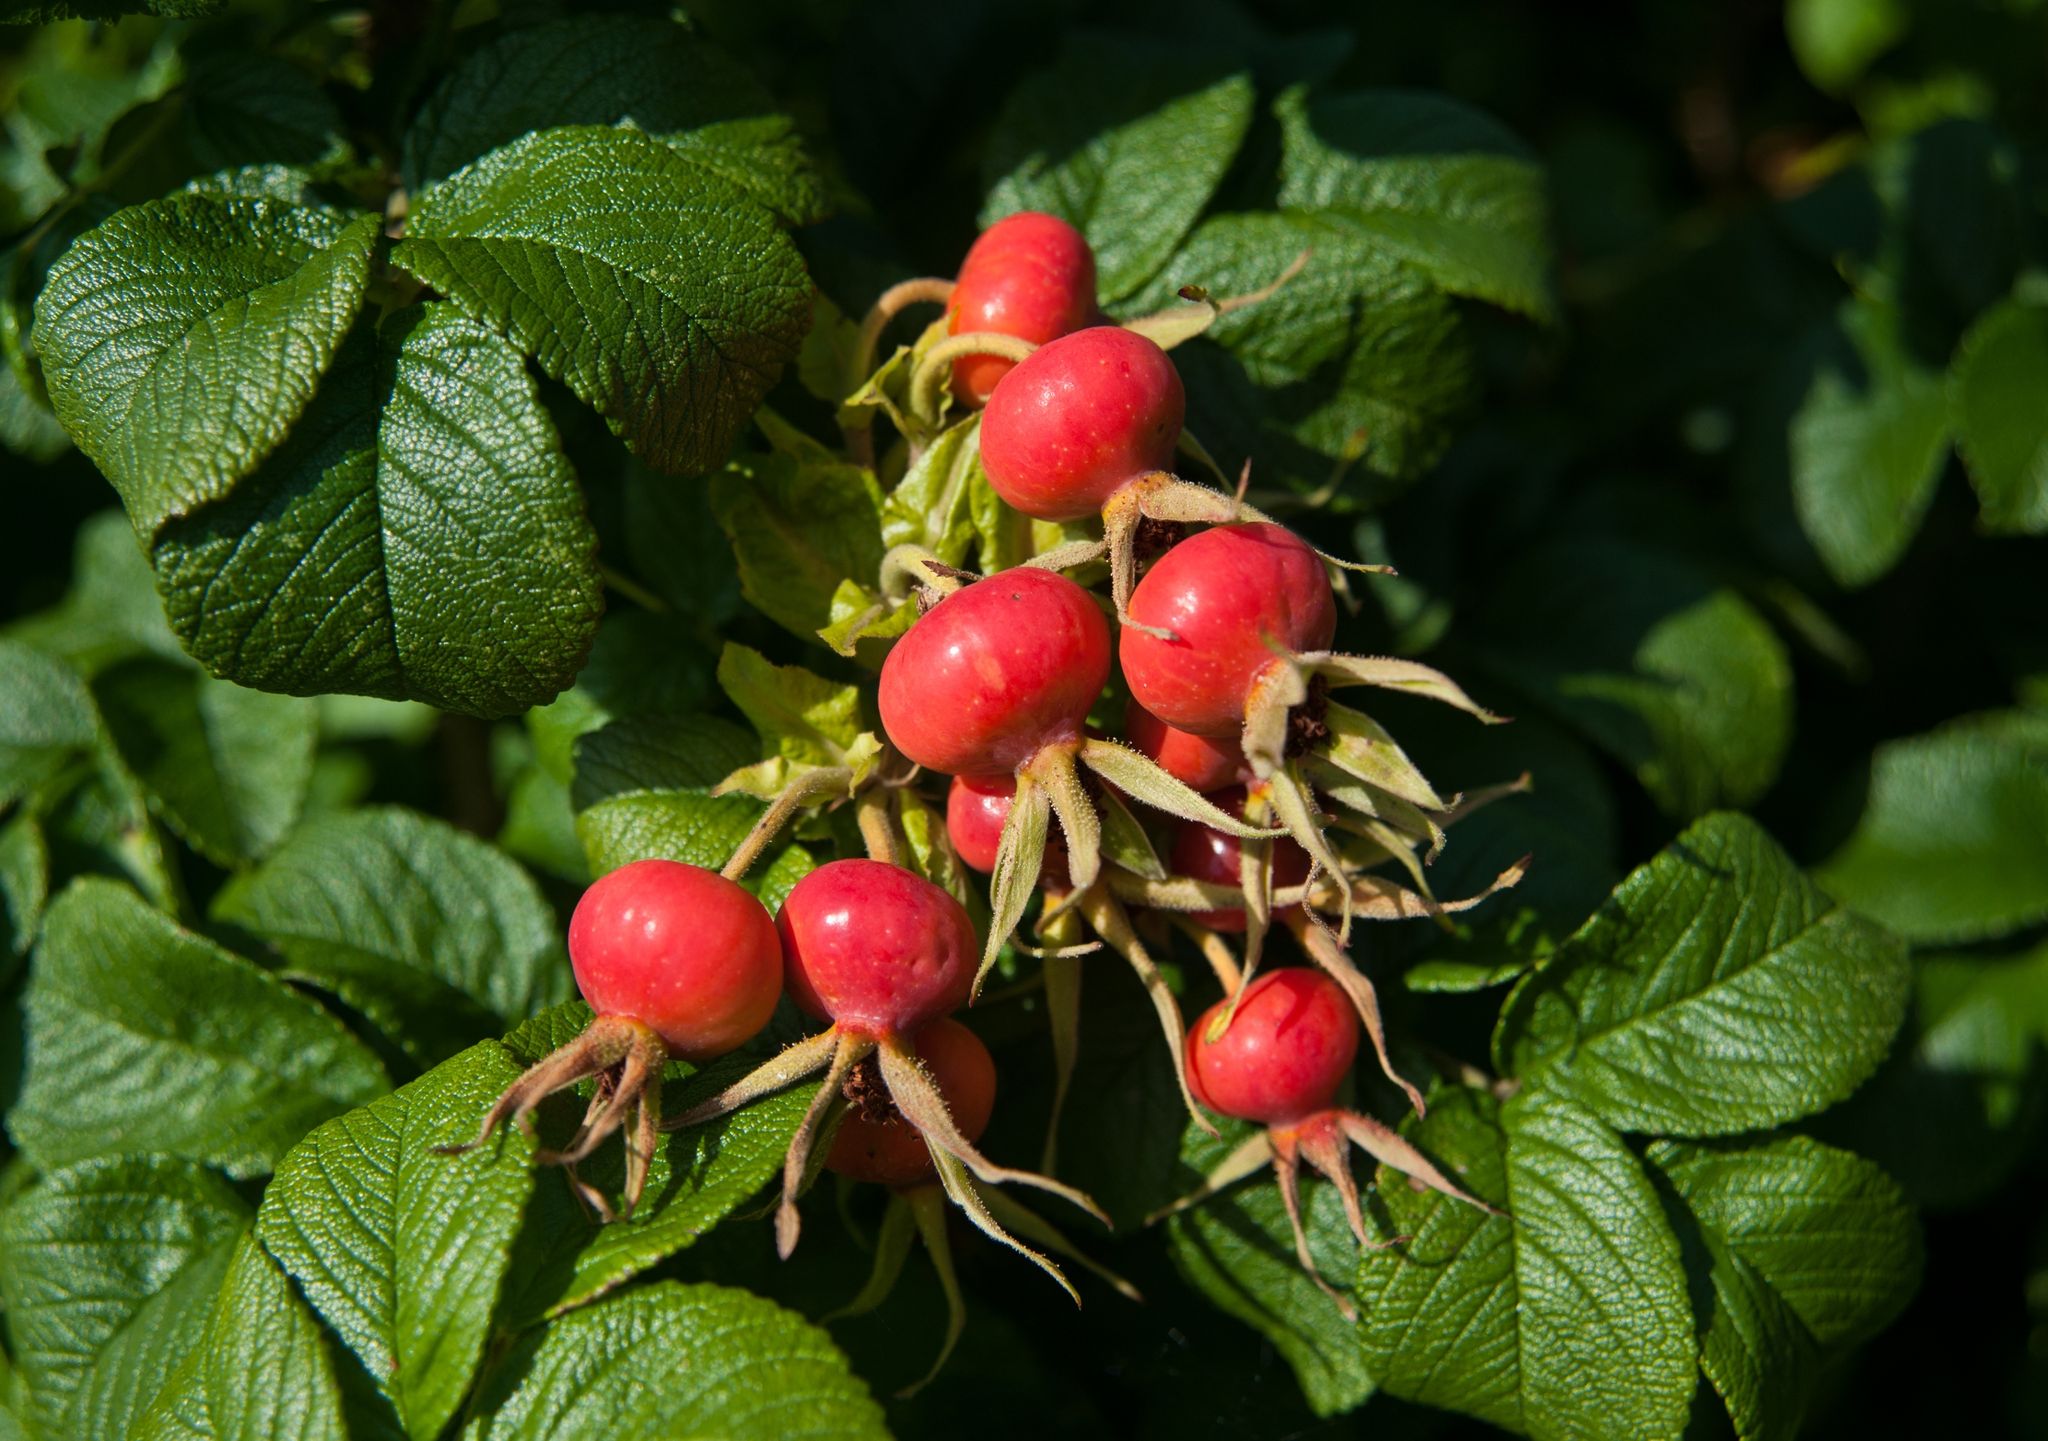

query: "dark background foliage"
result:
(3, 1), (2046, 1437)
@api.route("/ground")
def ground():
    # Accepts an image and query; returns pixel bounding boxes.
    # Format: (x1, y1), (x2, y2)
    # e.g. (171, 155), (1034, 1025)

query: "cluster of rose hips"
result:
(456, 212), (1520, 1387)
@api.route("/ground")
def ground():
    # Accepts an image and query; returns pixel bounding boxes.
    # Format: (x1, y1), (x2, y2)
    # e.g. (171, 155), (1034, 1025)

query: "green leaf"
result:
(1648, 1134), (1921, 1441)
(1163, 1120), (1377, 1417)
(709, 450), (886, 642)
(575, 790), (812, 912)
(133, 1232), (349, 1441)
(93, 658), (315, 867)
(1277, 86), (1557, 323)
(10, 879), (388, 1177)
(1477, 539), (1794, 818)
(1815, 713), (2048, 944)
(0, 1), (221, 20)
(1777, 298), (1953, 588)
(0, 813), (47, 959)
(879, 412), (982, 566)
(1496, 813), (1910, 1136)
(569, 714), (757, 810)
(464, 1280), (887, 1440)
(173, 54), (348, 178)
(395, 125), (811, 477)
(1817, 941), (2048, 1208)
(0, 1156), (248, 1439)
(212, 807), (572, 1067)
(33, 198), (378, 535)
(1353, 1086), (1696, 1441)
(149, 304), (601, 717)
(718, 644), (868, 767)
(0, 640), (98, 811)
(982, 40), (1254, 302)
(1951, 298), (2048, 534)
(1786, 0), (1907, 94)
(1139, 212), (1476, 491)
(498, 1046), (810, 1326)
(5, 509), (183, 675)
(402, 14), (823, 224)
(256, 1042), (538, 1441)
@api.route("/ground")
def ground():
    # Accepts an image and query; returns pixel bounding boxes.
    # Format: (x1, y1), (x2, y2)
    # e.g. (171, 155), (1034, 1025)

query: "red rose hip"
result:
(1126, 697), (1244, 792)
(777, 858), (977, 1038)
(981, 326), (1186, 522)
(879, 567), (1109, 776)
(568, 859), (783, 1061)
(1186, 969), (1358, 1127)
(949, 212), (1098, 404)
(1122, 522), (1336, 737)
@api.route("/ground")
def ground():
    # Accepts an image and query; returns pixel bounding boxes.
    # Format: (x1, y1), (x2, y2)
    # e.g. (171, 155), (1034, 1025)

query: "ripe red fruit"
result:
(777, 858), (977, 1038)
(980, 326), (1186, 522)
(826, 1019), (997, 1188)
(1186, 969), (1359, 1127)
(1170, 797), (1313, 933)
(1122, 522), (1336, 737)
(878, 567), (1110, 776)
(949, 212), (1098, 404)
(568, 859), (783, 1060)
(946, 774), (1068, 883)
(1125, 698), (1244, 792)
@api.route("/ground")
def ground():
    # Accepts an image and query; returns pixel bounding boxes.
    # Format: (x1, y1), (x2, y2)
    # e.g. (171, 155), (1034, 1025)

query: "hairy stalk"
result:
(721, 766), (851, 883)
(908, 332), (1037, 423)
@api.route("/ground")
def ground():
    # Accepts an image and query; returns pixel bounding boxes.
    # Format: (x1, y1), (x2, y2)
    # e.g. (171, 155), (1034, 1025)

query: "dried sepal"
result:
(877, 1036), (1110, 1225)
(930, 1146), (1080, 1305)
(776, 1031), (876, 1258)
(1079, 737), (1280, 838)
(978, 769), (1052, 990)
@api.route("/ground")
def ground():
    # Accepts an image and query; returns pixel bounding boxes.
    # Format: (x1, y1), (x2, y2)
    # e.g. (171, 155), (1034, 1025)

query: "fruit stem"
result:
(907, 332), (1038, 424)
(856, 789), (902, 866)
(852, 277), (955, 393)
(1170, 915), (1244, 994)
(721, 766), (851, 883)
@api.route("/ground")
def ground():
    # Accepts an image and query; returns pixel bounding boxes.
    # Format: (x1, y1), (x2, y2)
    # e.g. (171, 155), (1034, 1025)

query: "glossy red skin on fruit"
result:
(1170, 789), (1312, 932)
(949, 212), (1098, 405)
(878, 567), (1110, 776)
(1186, 969), (1358, 1127)
(980, 326), (1186, 521)
(945, 774), (1069, 883)
(1122, 523), (1336, 737)
(567, 859), (782, 1061)
(825, 1018), (997, 1187)
(776, 859), (977, 1037)
(1125, 697), (1245, 792)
